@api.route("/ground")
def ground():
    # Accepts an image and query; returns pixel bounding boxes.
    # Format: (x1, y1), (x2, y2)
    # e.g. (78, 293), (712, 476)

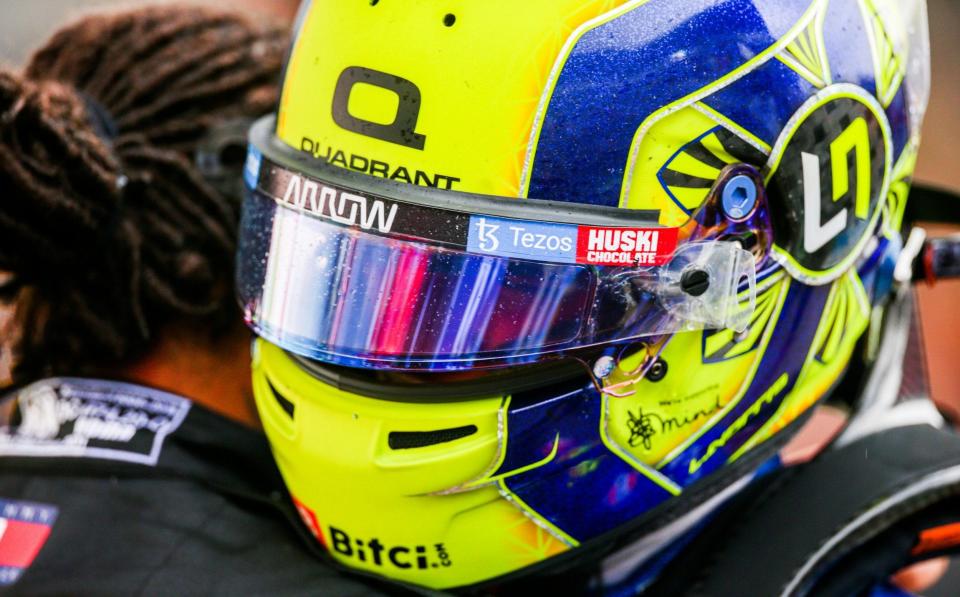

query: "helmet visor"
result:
(237, 119), (756, 371)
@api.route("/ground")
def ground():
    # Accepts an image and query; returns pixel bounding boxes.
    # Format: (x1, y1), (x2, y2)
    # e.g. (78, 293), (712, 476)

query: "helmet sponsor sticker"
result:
(260, 164), (471, 245)
(331, 66), (427, 152)
(259, 159), (681, 267)
(279, 171), (401, 234)
(290, 497), (454, 572)
(0, 499), (58, 586)
(467, 217), (679, 266)
(468, 216), (578, 263)
(291, 495), (326, 549)
(300, 137), (461, 190)
(328, 525), (452, 571)
(0, 378), (191, 466)
(577, 226), (679, 266)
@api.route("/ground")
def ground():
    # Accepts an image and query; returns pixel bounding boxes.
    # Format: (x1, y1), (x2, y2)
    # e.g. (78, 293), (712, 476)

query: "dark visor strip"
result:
(250, 147), (682, 267)
(255, 153), (475, 247)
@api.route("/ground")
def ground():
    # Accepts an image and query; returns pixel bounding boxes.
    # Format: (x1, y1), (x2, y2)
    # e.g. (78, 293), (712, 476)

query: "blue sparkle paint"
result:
(886, 86), (910, 161)
(822, 0), (877, 93)
(527, 0), (807, 206)
(497, 381), (674, 541)
(702, 59), (817, 148)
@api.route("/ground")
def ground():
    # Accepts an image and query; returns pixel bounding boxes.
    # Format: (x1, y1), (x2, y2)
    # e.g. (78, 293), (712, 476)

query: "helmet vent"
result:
(267, 380), (296, 418)
(388, 425), (477, 450)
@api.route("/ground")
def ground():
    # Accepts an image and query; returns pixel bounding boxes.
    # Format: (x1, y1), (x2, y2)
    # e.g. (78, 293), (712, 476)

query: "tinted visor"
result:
(237, 118), (756, 371)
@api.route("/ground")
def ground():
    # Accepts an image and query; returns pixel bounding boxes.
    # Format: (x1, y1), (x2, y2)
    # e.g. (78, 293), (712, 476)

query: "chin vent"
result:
(388, 425), (478, 450)
(267, 380), (295, 418)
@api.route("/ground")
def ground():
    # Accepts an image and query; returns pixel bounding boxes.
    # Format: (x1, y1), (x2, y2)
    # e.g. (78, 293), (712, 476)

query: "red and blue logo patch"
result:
(0, 499), (58, 586)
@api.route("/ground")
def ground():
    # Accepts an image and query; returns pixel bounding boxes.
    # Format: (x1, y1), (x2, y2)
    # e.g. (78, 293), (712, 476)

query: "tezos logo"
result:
(767, 85), (891, 284)
(476, 218), (500, 252)
(467, 216), (578, 263)
(329, 526), (452, 571)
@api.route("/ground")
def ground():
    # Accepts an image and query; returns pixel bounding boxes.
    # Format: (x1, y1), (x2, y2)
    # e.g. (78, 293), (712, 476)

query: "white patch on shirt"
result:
(0, 378), (191, 466)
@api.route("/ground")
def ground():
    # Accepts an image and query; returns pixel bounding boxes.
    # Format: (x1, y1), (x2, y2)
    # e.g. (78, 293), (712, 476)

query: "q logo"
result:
(766, 85), (891, 285)
(332, 66), (427, 150)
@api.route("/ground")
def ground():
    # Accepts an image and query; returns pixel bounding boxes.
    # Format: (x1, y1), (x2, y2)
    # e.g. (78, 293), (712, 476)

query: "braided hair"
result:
(0, 6), (287, 384)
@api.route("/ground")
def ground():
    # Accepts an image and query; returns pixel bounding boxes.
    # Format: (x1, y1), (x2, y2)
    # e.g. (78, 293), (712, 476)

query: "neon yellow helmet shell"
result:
(254, 341), (570, 587)
(275, 0), (748, 224)
(252, 271), (858, 588)
(250, 0), (928, 589)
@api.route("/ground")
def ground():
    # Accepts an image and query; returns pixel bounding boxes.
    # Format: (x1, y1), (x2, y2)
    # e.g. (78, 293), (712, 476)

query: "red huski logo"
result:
(576, 227), (679, 266)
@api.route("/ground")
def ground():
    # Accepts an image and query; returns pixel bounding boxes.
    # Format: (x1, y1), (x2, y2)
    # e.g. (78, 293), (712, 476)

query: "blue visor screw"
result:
(721, 175), (758, 221)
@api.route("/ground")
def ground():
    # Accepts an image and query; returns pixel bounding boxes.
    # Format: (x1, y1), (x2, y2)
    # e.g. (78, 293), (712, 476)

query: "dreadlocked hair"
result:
(0, 6), (287, 384)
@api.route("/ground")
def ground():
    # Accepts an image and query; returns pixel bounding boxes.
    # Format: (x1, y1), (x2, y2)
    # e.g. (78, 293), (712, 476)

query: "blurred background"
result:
(0, 0), (300, 62)
(910, 0), (960, 430)
(0, 0), (958, 593)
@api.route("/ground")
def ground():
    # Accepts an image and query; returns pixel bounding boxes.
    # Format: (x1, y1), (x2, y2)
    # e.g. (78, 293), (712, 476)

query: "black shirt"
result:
(0, 377), (390, 596)
(7, 379), (954, 597)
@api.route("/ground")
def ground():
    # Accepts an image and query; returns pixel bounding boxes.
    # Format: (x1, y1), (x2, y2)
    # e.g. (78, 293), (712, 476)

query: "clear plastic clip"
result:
(656, 241), (757, 333)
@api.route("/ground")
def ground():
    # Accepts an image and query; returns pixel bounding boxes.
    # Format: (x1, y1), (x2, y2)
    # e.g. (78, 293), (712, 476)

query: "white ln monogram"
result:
(802, 117), (871, 254)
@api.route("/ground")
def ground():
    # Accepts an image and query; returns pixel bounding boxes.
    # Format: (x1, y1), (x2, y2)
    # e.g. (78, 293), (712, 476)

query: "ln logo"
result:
(767, 86), (890, 284)
(801, 117), (871, 253)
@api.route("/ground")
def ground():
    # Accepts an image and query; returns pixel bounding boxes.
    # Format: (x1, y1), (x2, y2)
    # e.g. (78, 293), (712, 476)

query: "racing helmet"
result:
(238, 0), (931, 589)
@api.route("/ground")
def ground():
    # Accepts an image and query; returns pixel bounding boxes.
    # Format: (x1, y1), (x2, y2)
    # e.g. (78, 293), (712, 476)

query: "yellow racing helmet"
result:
(237, 0), (930, 590)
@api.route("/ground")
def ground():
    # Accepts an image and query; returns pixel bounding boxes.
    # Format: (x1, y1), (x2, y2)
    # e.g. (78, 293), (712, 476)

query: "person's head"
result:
(0, 5), (287, 387)
(238, 0), (931, 590)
